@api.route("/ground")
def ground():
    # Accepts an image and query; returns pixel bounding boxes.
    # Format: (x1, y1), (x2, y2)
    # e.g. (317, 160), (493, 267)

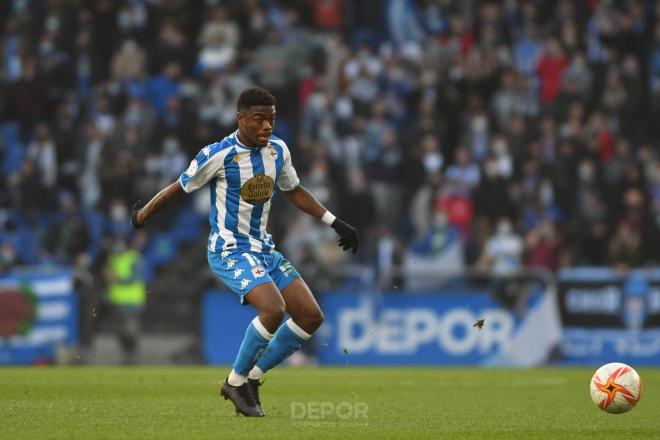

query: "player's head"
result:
(237, 87), (276, 147)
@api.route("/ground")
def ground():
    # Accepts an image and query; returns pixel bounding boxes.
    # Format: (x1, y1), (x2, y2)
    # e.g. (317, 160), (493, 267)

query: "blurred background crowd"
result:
(2, 0), (660, 300)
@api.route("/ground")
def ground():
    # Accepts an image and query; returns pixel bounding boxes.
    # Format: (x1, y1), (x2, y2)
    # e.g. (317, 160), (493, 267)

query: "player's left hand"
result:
(331, 218), (359, 254)
(130, 200), (144, 229)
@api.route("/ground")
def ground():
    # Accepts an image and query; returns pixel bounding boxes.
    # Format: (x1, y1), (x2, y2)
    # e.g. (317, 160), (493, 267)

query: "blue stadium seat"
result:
(82, 211), (106, 260)
(1, 229), (39, 265)
(17, 229), (39, 265)
(143, 233), (177, 267)
(169, 211), (203, 244)
(1, 122), (25, 174)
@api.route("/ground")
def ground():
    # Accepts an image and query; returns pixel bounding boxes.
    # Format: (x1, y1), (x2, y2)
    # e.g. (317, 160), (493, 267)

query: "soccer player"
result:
(129, 87), (359, 417)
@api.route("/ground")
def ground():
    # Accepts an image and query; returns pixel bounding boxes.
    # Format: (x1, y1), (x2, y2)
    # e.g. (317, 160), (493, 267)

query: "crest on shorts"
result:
(252, 266), (265, 278)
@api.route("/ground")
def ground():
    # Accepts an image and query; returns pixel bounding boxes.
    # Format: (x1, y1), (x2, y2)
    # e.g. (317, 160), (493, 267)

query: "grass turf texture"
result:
(1, 367), (658, 439)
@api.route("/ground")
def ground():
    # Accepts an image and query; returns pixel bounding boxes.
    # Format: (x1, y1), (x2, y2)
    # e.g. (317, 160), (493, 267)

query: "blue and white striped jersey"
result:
(179, 131), (299, 254)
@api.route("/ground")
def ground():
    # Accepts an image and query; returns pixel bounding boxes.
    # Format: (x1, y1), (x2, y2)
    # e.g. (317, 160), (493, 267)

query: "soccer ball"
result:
(590, 362), (642, 414)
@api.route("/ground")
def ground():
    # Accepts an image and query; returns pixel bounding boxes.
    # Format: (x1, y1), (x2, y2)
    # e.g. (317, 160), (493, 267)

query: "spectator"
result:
(197, 6), (240, 72)
(609, 220), (643, 268)
(27, 123), (58, 193)
(147, 62), (181, 118)
(105, 234), (147, 365)
(477, 218), (524, 276)
(43, 193), (91, 263)
(474, 156), (513, 225)
(405, 212), (465, 290)
(445, 147), (480, 196)
(111, 39), (146, 81)
(525, 220), (566, 271)
(364, 128), (402, 229)
(536, 38), (569, 104)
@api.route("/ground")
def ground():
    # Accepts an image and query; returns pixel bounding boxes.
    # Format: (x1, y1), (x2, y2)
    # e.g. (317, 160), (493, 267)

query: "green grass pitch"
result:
(1, 366), (659, 439)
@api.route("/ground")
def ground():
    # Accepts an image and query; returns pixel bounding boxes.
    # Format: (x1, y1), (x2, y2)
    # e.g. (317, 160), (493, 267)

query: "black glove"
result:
(130, 200), (144, 229)
(331, 218), (359, 254)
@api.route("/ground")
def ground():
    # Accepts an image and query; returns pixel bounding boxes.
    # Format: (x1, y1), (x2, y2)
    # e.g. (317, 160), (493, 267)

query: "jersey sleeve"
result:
(179, 144), (226, 193)
(276, 143), (300, 191)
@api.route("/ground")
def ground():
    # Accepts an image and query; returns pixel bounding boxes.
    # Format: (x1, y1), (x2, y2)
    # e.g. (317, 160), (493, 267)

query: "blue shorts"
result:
(207, 249), (301, 305)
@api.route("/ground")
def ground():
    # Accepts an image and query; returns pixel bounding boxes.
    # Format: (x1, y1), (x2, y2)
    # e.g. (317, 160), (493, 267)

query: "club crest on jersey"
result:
(252, 266), (265, 278)
(267, 144), (278, 159)
(185, 159), (198, 176)
(240, 173), (274, 205)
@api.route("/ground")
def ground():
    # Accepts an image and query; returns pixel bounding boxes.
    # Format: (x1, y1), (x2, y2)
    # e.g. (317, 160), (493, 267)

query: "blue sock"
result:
(256, 318), (311, 373)
(232, 317), (274, 376)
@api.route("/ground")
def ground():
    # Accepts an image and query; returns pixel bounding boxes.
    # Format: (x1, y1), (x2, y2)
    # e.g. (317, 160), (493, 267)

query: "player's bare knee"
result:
(301, 308), (324, 333)
(261, 302), (285, 327)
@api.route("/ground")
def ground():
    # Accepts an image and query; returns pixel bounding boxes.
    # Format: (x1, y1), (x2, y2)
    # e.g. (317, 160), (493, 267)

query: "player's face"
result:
(238, 106), (276, 147)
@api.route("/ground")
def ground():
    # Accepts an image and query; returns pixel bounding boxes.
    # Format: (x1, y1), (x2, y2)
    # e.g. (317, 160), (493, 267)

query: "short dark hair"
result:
(237, 87), (276, 111)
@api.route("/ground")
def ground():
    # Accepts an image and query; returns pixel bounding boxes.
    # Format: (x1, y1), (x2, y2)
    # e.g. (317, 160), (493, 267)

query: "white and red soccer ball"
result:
(590, 362), (642, 414)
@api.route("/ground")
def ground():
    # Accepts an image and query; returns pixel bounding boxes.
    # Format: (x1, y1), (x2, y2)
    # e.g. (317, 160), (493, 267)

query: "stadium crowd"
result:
(2, 0), (660, 289)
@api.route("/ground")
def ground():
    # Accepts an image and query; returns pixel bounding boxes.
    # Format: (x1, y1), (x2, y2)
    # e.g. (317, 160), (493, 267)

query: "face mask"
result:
(579, 163), (594, 181)
(540, 181), (554, 204)
(497, 221), (512, 235)
(423, 152), (443, 174)
(309, 168), (326, 182)
(14, 0), (27, 12)
(472, 116), (487, 132)
(118, 12), (132, 28)
(180, 82), (198, 99)
(319, 123), (334, 140)
(163, 138), (179, 154)
(111, 204), (127, 222)
(199, 106), (217, 121)
(125, 108), (143, 126)
(40, 41), (54, 56)
(493, 140), (508, 155)
(310, 93), (327, 111)
(46, 16), (60, 32)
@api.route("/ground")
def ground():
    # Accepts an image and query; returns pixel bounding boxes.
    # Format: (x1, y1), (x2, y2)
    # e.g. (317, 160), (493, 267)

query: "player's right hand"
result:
(331, 218), (359, 254)
(130, 200), (144, 229)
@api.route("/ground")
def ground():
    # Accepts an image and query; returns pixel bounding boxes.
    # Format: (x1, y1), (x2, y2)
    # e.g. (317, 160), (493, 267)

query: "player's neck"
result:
(236, 130), (259, 149)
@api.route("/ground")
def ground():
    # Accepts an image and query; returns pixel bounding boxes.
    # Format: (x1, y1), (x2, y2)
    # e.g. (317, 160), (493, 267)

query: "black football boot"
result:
(220, 379), (264, 417)
(247, 379), (265, 415)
